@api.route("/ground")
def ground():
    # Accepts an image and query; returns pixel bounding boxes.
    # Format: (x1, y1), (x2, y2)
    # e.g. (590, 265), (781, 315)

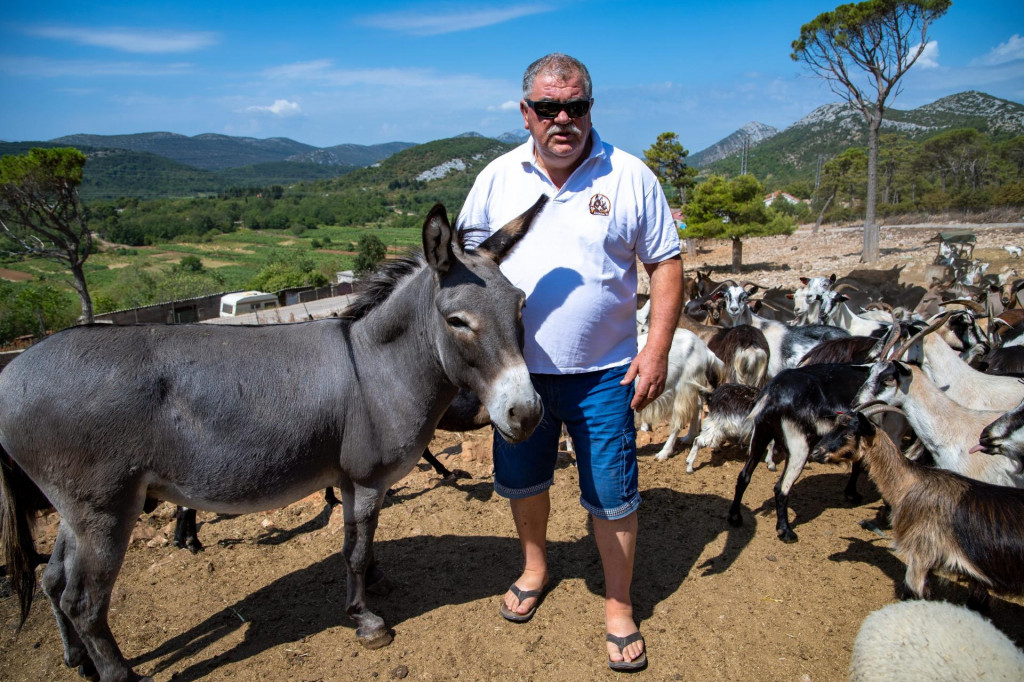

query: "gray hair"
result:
(522, 53), (592, 99)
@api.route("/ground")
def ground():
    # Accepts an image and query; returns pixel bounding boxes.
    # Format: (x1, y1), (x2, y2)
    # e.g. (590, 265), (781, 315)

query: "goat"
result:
(788, 275), (835, 325)
(848, 600), (1024, 682)
(706, 325), (770, 389)
(643, 298), (770, 389)
(684, 383), (759, 474)
(972, 394), (1024, 470)
(1004, 245), (1023, 258)
(797, 335), (881, 366)
(715, 282), (849, 378)
(817, 290), (890, 338)
(726, 362), (872, 542)
(637, 329), (726, 461)
(811, 407), (1024, 610)
(854, 361), (1024, 488)
(905, 315), (1024, 412)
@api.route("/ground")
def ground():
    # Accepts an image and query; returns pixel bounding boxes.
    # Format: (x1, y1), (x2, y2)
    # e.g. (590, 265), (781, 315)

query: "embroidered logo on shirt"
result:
(589, 194), (610, 216)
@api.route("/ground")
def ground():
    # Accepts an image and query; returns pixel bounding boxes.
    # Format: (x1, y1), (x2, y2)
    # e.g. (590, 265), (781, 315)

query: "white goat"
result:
(637, 329), (725, 461)
(1004, 245), (1022, 258)
(912, 327), (1024, 412)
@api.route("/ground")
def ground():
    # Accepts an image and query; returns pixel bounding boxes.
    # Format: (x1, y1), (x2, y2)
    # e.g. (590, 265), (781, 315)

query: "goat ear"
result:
(800, 277), (810, 285)
(422, 203), (456, 276)
(894, 362), (912, 379)
(475, 195), (547, 264)
(786, 293), (794, 299)
(829, 273), (837, 284)
(854, 413), (876, 438)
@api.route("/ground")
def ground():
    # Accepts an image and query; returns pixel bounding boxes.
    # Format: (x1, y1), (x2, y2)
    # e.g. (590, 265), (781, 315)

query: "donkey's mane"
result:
(340, 253), (425, 321)
(340, 228), (485, 321)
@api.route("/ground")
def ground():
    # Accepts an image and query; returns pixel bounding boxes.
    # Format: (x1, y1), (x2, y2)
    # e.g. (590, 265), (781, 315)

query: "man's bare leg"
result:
(504, 491), (551, 616)
(593, 511), (643, 663)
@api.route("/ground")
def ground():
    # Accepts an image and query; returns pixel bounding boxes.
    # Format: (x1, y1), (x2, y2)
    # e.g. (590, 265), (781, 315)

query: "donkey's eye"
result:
(447, 315), (472, 331)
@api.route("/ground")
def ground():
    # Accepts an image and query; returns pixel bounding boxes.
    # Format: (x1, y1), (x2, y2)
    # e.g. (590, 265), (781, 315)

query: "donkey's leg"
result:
(59, 510), (146, 682)
(41, 523), (96, 678)
(340, 484), (392, 649)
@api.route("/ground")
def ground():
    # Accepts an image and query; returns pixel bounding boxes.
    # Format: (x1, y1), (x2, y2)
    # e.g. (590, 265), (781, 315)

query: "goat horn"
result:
(860, 404), (908, 419)
(874, 313), (903, 361)
(944, 298), (985, 313)
(890, 310), (954, 360)
(853, 399), (890, 413)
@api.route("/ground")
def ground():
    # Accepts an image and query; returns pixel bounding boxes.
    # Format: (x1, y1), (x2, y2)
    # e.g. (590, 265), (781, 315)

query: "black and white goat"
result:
(726, 362), (872, 542)
(788, 274), (835, 325)
(972, 393), (1024, 470)
(715, 282), (849, 378)
(684, 383), (759, 474)
(811, 407), (1024, 610)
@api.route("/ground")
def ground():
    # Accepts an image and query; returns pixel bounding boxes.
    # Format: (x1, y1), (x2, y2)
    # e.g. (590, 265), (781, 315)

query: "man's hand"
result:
(621, 344), (669, 411)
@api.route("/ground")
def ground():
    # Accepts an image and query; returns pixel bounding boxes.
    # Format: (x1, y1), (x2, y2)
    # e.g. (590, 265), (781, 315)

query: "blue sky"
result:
(1, 1), (1022, 158)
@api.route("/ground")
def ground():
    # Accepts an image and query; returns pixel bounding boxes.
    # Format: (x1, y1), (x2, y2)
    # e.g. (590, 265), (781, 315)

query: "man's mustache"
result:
(546, 123), (582, 139)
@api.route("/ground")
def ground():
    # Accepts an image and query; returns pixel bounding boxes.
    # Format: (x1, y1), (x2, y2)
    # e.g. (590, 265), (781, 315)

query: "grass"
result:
(0, 223), (427, 308)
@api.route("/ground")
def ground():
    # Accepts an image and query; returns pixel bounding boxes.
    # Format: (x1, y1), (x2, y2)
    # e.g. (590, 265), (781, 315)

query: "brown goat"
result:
(810, 408), (1024, 611)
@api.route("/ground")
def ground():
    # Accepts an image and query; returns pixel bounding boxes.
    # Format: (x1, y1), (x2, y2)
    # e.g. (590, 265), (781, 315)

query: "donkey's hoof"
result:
(357, 627), (394, 649)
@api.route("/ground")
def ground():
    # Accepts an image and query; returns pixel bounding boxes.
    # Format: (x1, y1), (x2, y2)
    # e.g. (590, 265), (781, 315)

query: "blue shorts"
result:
(492, 364), (640, 520)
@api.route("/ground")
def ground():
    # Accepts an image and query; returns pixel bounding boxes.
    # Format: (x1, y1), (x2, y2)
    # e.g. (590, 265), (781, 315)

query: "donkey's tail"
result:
(0, 446), (45, 631)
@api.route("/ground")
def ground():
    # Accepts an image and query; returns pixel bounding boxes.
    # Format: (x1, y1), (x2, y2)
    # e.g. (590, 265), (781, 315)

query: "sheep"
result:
(848, 600), (1024, 682)
(727, 362), (873, 542)
(684, 383), (759, 474)
(855, 360), (1024, 487)
(1004, 245), (1023, 258)
(810, 407), (1024, 610)
(636, 329), (726, 461)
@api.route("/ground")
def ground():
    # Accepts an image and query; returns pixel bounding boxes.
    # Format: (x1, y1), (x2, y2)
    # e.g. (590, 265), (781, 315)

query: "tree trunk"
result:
(69, 262), (94, 324)
(814, 193), (835, 235)
(862, 113), (882, 263)
(685, 238), (696, 257)
(731, 238), (743, 273)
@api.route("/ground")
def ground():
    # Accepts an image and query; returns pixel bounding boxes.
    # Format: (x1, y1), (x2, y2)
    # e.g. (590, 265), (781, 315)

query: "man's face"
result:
(520, 71), (592, 168)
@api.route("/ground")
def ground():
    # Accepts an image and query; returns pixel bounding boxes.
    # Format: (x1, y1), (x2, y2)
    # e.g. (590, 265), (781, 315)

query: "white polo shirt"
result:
(458, 129), (681, 374)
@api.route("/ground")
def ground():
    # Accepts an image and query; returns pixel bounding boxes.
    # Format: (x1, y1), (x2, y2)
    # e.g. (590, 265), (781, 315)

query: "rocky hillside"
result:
(689, 121), (779, 167)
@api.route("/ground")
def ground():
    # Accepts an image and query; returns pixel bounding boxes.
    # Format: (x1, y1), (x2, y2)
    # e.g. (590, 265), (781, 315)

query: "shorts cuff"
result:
(581, 491), (641, 520)
(494, 477), (554, 500)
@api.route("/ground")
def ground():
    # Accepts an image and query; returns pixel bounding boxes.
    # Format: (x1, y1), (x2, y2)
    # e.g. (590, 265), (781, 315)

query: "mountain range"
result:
(692, 91), (1024, 184)
(1, 90), (1020, 200)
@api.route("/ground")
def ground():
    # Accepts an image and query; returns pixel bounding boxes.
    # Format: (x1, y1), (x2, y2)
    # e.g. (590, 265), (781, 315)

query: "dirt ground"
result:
(4, 221), (1024, 682)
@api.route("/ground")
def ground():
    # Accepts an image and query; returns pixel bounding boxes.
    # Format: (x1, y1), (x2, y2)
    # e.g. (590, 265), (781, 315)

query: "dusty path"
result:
(3, 222), (1024, 681)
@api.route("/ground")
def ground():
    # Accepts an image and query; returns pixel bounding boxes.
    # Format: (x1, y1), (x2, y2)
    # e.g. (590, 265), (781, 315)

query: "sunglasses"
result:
(525, 98), (593, 119)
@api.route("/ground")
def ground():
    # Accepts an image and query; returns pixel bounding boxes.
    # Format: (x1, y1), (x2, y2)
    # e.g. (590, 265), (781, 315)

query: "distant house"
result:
(763, 191), (804, 207)
(671, 208), (686, 230)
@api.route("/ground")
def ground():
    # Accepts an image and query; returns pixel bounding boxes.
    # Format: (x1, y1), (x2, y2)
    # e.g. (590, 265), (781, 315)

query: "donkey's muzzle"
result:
(494, 392), (543, 444)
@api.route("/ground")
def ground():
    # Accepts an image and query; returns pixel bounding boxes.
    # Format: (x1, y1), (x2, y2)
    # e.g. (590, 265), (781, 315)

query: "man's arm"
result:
(621, 256), (683, 410)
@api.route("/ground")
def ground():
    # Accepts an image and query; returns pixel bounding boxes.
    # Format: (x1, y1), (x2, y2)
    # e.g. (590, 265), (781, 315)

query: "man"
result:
(457, 53), (683, 671)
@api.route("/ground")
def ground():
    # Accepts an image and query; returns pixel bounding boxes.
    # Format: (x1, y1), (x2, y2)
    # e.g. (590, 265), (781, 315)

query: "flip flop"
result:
(499, 583), (545, 623)
(606, 631), (647, 672)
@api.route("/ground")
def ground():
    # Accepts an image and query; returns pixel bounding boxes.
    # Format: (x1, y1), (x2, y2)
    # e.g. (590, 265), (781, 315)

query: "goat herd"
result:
(631, 260), (1024, 678)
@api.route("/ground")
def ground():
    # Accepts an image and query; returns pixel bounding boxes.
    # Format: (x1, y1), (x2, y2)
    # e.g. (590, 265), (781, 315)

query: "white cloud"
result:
(497, 100), (520, 111)
(910, 41), (940, 69)
(22, 24), (218, 54)
(0, 56), (195, 78)
(357, 4), (552, 36)
(246, 99), (301, 116)
(972, 34), (1024, 66)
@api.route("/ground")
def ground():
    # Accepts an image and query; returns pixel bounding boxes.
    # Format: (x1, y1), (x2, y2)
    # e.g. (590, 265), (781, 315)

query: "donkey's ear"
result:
(476, 195), (547, 264)
(422, 203), (456, 275)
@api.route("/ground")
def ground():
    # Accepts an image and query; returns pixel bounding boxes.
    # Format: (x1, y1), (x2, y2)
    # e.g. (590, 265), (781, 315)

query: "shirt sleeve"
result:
(636, 171), (682, 265)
